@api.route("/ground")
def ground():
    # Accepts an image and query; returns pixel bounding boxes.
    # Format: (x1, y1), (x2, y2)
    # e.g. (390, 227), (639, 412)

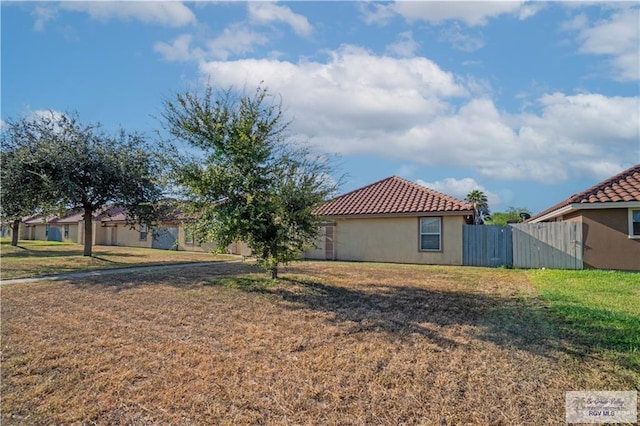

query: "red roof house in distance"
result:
(528, 164), (640, 271)
(305, 176), (474, 265)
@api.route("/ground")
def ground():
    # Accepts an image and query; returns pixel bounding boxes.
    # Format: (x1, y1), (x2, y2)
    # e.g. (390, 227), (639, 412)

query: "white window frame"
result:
(419, 217), (442, 251)
(629, 208), (640, 239)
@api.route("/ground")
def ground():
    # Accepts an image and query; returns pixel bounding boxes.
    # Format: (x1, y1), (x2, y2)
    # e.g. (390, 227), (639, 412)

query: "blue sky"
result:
(2, 1), (639, 214)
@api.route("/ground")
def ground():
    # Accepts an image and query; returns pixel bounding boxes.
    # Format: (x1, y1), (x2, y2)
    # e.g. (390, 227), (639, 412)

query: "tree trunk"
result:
(83, 209), (93, 256)
(270, 266), (278, 280)
(11, 219), (20, 246)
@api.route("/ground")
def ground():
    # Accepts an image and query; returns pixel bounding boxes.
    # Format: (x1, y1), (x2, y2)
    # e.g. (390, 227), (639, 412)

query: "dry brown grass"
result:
(0, 241), (236, 280)
(1, 261), (636, 425)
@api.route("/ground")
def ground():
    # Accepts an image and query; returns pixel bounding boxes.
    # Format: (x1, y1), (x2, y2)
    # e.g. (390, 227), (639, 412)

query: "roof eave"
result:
(319, 210), (474, 219)
(529, 201), (640, 223)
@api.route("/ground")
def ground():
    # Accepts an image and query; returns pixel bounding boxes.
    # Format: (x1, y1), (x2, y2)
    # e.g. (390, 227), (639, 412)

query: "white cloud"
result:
(518, 2), (546, 20)
(385, 31), (420, 57)
(416, 177), (501, 206)
(439, 23), (485, 52)
(154, 34), (203, 62)
(364, 1), (535, 27)
(199, 45), (467, 132)
(565, 7), (640, 81)
(32, 6), (57, 31)
(247, 2), (313, 37)
(197, 47), (637, 185)
(359, 2), (398, 25)
(22, 110), (68, 133)
(28, 109), (66, 122)
(206, 24), (269, 60)
(61, 1), (196, 27)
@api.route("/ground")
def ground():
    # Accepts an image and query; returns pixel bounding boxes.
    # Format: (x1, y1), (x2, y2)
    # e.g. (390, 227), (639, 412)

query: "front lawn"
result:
(0, 239), (237, 280)
(2, 262), (637, 424)
(527, 269), (640, 371)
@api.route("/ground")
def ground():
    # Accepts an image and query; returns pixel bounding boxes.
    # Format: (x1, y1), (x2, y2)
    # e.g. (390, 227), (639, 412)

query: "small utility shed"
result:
(528, 164), (640, 271)
(305, 176), (475, 265)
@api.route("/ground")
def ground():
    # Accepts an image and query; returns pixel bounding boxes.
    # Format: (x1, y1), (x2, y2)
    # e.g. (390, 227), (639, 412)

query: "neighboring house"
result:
(304, 176), (475, 265)
(21, 214), (55, 241)
(528, 164), (640, 271)
(95, 204), (219, 252)
(0, 223), (12, 238)
(17, 203), (252, 255)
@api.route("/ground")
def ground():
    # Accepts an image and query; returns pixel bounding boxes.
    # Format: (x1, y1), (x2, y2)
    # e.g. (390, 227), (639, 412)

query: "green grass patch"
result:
(0, 239), (239, 279)
(215, 274), (278, 292)
(0, 238), (76, 247)
(527, 269), (640, 370)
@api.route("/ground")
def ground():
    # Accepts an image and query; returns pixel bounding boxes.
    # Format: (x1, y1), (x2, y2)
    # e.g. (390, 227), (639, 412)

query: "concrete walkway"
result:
(0, 261), (233, 285)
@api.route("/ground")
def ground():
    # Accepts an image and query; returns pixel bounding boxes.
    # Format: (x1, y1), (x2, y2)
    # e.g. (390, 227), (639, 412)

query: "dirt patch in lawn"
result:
(1, 261), (634, 425)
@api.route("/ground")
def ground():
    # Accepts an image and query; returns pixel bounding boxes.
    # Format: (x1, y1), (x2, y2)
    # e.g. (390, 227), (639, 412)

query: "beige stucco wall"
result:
(562, 208), (640, 271)
(32, 224), (48, 241)
(58, 224), (79, 243)
(177, 225), (217, 252)
(20, 224), (30, 240)
(20, 218), (249, 255)
(110, 224), (154, 248)
(325, 215), (465, 265)
(304, 226), (327, 260)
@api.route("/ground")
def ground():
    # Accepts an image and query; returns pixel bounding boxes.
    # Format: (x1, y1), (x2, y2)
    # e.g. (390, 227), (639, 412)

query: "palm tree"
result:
(465, 190), (490, 224)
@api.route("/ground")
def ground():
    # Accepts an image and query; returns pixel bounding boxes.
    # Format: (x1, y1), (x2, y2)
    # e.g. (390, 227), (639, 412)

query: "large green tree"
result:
(1, 112), (165, 256)
(0, 128), (56, 246)
(465, 189), (490, 224)
(485, 207), (531, 226)
(162, 85), (338, 279)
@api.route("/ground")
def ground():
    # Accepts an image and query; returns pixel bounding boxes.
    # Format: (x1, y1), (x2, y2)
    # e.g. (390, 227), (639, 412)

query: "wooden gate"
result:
(463, 225), (512, 267)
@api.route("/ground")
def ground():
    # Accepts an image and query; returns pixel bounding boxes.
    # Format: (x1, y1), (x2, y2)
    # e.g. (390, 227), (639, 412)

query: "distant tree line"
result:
(464, 190), (530, 226)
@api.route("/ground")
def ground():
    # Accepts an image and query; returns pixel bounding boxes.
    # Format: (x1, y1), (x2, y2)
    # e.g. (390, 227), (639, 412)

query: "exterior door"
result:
(325, 224), (335, 260)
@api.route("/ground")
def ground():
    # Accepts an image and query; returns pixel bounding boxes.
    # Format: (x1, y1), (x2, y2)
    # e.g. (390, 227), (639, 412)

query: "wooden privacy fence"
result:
(463, 222), (583, 269)
(463, 225), (513, 267)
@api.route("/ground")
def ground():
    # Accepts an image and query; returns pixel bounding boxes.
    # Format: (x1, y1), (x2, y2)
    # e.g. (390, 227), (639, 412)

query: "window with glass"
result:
(185, 228), (194, 245)
(630, 209), (640, 237)
(420, 217), (441, 251)
(140, 224), (148, 241)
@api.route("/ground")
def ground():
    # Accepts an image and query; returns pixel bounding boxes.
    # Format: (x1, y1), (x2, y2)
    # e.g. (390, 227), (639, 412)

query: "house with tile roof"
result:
(17, 203), (251, 255)
(20, 210), (84, 243)
(304, 176), (475, 265)
(528, 164), (640, 271)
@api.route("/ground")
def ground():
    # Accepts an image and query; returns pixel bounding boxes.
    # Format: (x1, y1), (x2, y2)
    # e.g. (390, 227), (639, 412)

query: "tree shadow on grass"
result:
(63, 263), (639, 377)
(66, 261), (263, 291)
(165, 271), (562, 356)
(1, 249), (145, 259)
(207, 274), (640, 376)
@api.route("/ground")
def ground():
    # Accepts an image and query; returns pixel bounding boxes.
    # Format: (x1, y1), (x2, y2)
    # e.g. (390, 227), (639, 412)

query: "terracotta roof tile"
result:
(529, 164), (640, 221)
(316, 176), (473, 217)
